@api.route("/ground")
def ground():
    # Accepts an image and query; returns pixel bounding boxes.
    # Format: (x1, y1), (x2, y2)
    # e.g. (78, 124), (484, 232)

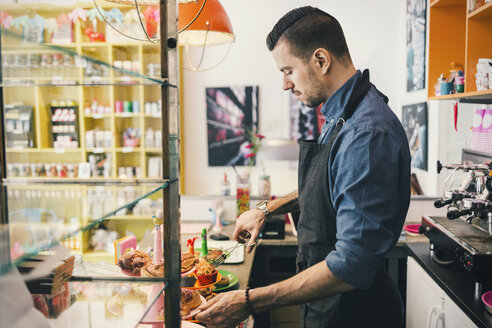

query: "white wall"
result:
(183, 0), (407, 196)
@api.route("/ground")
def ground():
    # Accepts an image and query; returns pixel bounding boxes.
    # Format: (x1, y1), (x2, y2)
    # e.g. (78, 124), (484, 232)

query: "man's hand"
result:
(195, 290), (249, 327)
(233, 208), (266, 254)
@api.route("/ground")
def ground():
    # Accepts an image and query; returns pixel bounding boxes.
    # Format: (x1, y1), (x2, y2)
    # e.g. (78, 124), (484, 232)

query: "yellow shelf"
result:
(468, 1), (492, 18)
(87, 215), (154, 221)
(429, 89), (492, 100)
(85, 148), (112, 153)
(115, 112), (140, 118)
(144, 148), (162, 153)
(84, 113), (112, 119)
(6, 148), (82, 153)
(430, 0), (465, 8)
(82, 251), (113, 263)
(116, 147), (142, 152)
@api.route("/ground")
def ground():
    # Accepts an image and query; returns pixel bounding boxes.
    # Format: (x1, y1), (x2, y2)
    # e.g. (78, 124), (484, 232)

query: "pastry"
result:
(181, 252), (196, 273)
(107, 287), (148, 317)
(117, 249), (151, 275)
(216, 275), (229, 287)
(195, 258), (218, 285)
(181, 288), (202, 309)
(204, 248), (224, 262)
(180, 304), (190, 317)
(141, 261), (164, 277)
(157, 306), (165, 320)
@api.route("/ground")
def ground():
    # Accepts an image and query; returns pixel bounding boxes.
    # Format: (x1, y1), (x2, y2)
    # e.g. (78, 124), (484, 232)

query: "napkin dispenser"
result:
(259, 215), (285, 239)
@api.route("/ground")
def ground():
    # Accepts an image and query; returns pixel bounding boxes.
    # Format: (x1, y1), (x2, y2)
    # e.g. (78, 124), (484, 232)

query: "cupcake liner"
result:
(196, 270), (218, 285)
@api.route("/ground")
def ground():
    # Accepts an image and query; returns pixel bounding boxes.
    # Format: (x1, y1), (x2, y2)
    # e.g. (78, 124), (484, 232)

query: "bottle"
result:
(221, 173), (231, 196)
(236, 172), (250, 218)
(455, 70), (465, 93)
(258, 174), (271, 197)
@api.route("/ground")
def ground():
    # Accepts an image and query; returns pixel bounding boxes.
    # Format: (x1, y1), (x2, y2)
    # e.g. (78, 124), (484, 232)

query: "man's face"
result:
(272, 40), (325, 108)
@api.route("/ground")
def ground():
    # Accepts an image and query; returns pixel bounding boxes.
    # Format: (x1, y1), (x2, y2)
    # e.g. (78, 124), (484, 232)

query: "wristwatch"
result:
(255, 200), (270, 219)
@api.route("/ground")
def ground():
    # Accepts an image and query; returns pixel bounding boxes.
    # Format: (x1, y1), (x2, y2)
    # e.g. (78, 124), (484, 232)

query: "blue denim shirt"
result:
(318, 71), (411, 291)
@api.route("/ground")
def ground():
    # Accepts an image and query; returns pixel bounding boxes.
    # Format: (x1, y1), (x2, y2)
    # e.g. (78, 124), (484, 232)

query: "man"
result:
(197, 6), (410, 328)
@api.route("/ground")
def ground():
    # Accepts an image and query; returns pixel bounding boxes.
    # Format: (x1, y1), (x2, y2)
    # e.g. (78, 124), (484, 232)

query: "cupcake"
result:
(195, 258), (218, 285)
(141, 261), (164, 277)
(181, 252), (196, 273)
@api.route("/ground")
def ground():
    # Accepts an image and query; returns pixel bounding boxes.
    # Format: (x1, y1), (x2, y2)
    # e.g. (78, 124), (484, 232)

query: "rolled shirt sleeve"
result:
(325, 125), (410, 291)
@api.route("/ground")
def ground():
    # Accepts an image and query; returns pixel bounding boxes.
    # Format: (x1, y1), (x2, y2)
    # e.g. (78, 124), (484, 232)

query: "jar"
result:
(258, 175), (271, 197)
(236, 173), (250, 218)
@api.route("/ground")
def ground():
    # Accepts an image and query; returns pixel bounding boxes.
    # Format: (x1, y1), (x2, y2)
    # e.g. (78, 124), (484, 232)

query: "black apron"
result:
(297, 70), (404, 328)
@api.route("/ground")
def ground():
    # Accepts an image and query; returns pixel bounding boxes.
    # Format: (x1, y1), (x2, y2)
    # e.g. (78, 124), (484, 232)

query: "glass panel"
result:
(7, 182), (168, 281)
(41, 281), (165, 327)
(0, 2), (181, 326)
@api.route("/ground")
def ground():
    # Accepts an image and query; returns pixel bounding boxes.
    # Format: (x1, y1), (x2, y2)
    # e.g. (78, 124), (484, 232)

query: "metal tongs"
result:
(209, 231), (256, 267)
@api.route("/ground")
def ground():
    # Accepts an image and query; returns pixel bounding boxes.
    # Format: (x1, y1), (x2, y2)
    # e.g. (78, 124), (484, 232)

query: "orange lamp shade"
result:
(178, 0), (235, 46)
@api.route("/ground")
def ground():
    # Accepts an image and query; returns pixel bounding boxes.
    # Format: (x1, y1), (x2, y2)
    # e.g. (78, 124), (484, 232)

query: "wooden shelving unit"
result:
(428, 0), (492, 100)
(1, 2), (163, 180)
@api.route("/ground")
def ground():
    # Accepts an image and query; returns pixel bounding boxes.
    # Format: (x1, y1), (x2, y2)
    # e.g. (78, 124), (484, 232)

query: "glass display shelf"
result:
(4, 182), (171, 281)
(45, 280), (166, 328)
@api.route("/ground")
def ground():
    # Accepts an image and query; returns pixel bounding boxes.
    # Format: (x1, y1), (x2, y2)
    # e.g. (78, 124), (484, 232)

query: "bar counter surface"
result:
(406, 242), (492, 328)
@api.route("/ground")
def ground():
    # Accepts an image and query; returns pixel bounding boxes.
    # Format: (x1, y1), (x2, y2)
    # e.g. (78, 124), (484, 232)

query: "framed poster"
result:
(406, 0), (427, 92)
(402, 102), (428, 171)
(206, 86), (258, 166)
(289, 93), (324, 142)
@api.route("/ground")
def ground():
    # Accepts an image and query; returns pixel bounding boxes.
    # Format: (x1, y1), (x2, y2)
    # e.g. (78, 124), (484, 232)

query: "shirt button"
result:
(330, 119), (334, 123)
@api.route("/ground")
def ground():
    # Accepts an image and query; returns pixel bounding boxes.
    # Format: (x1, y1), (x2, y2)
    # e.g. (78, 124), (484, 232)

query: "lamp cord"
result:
(183, 29), (232, 72)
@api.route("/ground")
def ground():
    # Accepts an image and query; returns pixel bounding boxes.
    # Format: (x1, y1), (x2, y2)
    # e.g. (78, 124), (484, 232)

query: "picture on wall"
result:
(206, 86), (258, 166)
(289, 93), (324, 142)
(402, 102), (428, 171)
(406, 0), (427, 92)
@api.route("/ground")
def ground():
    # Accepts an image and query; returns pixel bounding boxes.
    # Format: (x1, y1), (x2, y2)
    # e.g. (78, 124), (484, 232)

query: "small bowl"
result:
(482, 291), (492, 315)
(404, 224), (422, 236)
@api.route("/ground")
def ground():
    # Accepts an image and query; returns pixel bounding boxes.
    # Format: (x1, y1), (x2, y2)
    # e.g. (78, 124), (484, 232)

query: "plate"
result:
(214, 270), (239, 292)
(404, 224), (421, 235)
(181, 294), (206, 320)
(185, 272), (222, 290)
(120, 268), (141, 277)
(181, 266), (196, 278)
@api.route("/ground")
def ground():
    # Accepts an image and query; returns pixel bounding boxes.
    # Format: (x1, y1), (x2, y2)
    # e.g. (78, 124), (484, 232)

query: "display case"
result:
(0, 0), (181, 327)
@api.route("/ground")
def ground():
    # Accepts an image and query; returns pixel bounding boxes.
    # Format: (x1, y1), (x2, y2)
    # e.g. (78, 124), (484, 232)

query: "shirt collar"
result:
(320, 70), (361, 123)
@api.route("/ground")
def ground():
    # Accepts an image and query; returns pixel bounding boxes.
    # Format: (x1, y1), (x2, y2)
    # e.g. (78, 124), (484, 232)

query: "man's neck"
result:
(325, 64), (357, 99)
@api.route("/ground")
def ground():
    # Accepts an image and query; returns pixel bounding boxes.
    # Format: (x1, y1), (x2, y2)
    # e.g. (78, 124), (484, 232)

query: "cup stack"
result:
(484, 109), (492, 153)
(471, 109), (485, 150)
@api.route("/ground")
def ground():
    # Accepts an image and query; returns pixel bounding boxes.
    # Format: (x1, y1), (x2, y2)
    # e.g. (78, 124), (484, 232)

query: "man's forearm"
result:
(249, 261), (354, 312)
(267, 190), (299, 215)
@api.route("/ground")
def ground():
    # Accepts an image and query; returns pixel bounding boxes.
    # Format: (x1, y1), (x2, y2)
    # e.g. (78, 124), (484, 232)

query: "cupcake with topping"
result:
(195, 258), (218, 285)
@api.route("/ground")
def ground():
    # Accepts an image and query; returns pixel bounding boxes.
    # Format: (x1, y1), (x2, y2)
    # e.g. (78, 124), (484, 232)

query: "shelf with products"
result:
(1, 1), (181, 325)
(428, 0), (492, 99)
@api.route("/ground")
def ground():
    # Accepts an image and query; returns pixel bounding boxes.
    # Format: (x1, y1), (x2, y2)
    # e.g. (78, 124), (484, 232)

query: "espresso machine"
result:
(420, 160), (492, 289)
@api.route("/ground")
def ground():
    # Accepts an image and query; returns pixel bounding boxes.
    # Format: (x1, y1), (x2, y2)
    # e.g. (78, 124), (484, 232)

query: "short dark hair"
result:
(266, 6), (351, 63)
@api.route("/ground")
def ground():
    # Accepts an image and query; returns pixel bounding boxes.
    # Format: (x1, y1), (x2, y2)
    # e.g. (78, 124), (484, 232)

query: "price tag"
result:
(93, 114), (103, 119)
(93, 148), (104, 154)
(54, 148), (65, 154)
(122, 147), (133, 153)
(121, 112), (132, 117)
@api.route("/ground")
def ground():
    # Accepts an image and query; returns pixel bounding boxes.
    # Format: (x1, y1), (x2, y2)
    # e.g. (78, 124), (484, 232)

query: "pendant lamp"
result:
(178, 0), (235, 46)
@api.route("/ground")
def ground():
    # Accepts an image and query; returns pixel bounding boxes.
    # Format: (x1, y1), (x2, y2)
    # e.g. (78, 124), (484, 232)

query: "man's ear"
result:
(313, 48), (331, 74)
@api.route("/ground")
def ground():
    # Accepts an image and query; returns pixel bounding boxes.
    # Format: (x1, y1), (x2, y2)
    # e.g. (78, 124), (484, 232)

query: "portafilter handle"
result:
(447, 209), (472, 220)
(434, 199), (454, 208)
